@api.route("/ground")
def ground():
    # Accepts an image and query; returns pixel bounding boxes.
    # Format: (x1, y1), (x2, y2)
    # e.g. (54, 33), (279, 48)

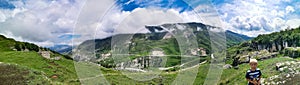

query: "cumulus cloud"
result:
(0, 0), (206, 47)
(70, 0), (117, 45)
(215, 0), (300, 37)
(0, 0), (85, 47)
(192, 4), (223, 27)
(98, 6), (219, 35)
(286, 19), (300, 28)
(74, 1), (212, 45)
(0, 11), (6, 22)
(113, 8), (183, 34)
(286, 6), (295, 14)
(0, 0), (120, 47)
(2, 0), (299, 47)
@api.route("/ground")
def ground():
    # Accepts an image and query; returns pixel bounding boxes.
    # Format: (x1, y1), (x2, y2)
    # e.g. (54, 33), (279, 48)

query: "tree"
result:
(14, 43), (22, 51)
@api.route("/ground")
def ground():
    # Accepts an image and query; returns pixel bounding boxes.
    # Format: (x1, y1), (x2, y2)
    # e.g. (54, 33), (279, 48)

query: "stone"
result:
(39, 51), (51, 59)
(223, 64), (232, 69)
(53, 57), (61, 60)
(279, 68), (284, 72)
(51, 75), (58, 79)
(286, 74), (290, 78)
(233, 66), (239, 69)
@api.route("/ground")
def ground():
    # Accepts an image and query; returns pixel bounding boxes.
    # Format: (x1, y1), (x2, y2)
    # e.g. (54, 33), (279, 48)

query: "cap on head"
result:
(249, 59), (258, 63)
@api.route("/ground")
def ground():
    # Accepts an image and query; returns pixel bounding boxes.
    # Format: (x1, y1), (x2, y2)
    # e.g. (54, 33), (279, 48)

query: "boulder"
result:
(223, 64), (232, 69)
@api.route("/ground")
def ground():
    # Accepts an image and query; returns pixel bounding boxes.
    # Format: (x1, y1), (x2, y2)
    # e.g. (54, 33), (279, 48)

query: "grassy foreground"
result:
(0, 50), (298, 84)
(72, 56), (297, 85)
(0, 51), (80, 84)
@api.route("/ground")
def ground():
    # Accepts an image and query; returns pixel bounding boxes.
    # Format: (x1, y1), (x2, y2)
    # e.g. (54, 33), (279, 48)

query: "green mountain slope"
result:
(225, 30), (253, 47)
(74, 22), (251, 66)
(0, 35), (79, 84)
(1, 25), (299, 85)
(54, 25), (300, 85)
(227, 26), (300, 66)
(91, 25), (299, 84)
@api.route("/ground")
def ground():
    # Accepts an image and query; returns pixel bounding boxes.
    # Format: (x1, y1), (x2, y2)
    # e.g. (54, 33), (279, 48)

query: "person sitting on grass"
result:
(245, 59), (262, 85)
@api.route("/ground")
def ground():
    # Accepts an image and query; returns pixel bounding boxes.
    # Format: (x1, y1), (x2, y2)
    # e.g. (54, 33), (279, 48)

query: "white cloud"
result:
(53, 18), (76, 29)
(0, 31), (25, 42)
(271, 10), (285, 17)
(2, 0), (299, 47)
(286, 19), (300, 28)
(74, 3), (218, 45)
(71, 0), (117, 45)
(0, 0), (80, 46)
(125, 0), (135, 5)
(216, 0), (300, 37)
(192, 4), (223, 27)
(75, 2), (213, 43)
(0, 0), (224, 47)
(285, 6), (295, 14)
(0, 11), (6, 22)
(113, 8), (183, 34)
(0, 0), (117, 47)
(237, 29), (272, 37)
(254, 0), (266, 4)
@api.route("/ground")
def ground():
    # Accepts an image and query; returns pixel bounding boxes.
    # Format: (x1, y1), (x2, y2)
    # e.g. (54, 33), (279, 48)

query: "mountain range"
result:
(72, 22), (252, 67)
(1, 22), (300, 84)
(49, 22), (252, 54)
(48, 45), (73, 54)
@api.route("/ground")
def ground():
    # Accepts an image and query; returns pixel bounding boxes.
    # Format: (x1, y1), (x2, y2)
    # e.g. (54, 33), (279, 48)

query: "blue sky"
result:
(0, 0), (16, 9)
(116, 0), (193, 12)
(106, 0), (298, 36)
(0, 0), (300, 47)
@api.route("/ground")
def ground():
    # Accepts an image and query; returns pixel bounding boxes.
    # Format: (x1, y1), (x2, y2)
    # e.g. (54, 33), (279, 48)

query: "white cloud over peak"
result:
(74, 2), (212, 45)
(112, 8), (183, 34)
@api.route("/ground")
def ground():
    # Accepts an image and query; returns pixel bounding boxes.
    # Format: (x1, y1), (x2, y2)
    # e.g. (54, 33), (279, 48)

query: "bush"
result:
(282, 47), (300, 58)
(97, 58), (116, 68)
(0, 64), (30, 84)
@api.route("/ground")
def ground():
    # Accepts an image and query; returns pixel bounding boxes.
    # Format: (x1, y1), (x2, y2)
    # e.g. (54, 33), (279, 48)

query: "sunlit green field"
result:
(76, 56), (297, 85)
(0, 51), (80, 84)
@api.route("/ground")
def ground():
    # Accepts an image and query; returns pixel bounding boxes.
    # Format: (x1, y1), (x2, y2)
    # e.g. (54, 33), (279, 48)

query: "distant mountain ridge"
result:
(225, 30), (253, 40)
(47, 22), (252, 54)
(48, 45), (72, 54)
(225, 30), (253, 47)
(72, 22), (253, 67)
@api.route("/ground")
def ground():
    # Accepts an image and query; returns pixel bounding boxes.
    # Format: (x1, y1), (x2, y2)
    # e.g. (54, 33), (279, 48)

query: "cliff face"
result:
(251, 27), (300, 51)
(115, 56), (165, 71)
(229, 27), (300, 66)
(250, 41), (288, 52)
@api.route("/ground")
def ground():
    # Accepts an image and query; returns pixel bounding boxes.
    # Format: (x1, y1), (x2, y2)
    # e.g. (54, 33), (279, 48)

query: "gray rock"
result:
(223, 64), (232, 69)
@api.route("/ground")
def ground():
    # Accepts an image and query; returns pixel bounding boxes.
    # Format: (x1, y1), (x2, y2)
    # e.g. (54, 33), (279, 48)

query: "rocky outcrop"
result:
(281, 47), (300, 58)
(39, 51), (61, 60)
(163, 32), (172, 39)
(115, 50), (166, 72)
(115, 56), (165, 72)
(236, 50), (278, 64)
(262, 61), (300, 85)
(39, 51), (51, 59)
(223, 64), (232, 69)
(251, 42), (285, 52)
(190, 47), (207, 56)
